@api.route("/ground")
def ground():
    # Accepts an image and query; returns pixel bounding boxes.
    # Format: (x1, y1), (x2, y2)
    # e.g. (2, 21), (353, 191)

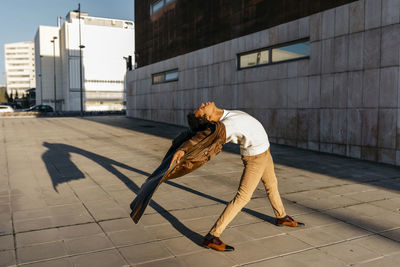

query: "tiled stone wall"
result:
(127, 0), (400, 166)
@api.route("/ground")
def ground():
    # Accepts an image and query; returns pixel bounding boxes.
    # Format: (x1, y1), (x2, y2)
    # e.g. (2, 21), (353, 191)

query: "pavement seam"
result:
(239, 231), (379, 266)
(35, 133), (134, 266)
(3, 120), (18, 265)
(14, 245), (130, 266)
(69, 187), (131, 266)
(31, 122), (137, 266)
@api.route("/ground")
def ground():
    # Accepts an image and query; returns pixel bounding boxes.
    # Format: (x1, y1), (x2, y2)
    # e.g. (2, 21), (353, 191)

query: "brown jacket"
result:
(130, 121), (226, 223)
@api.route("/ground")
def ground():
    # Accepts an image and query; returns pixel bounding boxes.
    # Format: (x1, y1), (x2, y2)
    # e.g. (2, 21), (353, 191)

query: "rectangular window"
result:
(272, 42), (310, 63)
(150, 0), (175, 15)
(238, 39), (309, 70)
(151, 0), (163, 14)
(152, 69), (179, 84)
(239, 50), (269, 69)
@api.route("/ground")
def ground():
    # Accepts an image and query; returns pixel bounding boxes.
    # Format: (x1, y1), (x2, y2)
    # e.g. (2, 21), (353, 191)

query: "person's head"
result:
(187, 112), (210, 131)
(194, 101), (219, 121)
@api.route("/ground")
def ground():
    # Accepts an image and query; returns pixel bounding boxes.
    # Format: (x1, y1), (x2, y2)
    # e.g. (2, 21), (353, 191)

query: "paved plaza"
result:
(0, 116), (400, 267)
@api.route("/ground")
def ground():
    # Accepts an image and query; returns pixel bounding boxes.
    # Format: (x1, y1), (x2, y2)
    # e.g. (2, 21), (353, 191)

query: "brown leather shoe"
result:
(202, 234), (234, 252)
(276, 215), (305, 227)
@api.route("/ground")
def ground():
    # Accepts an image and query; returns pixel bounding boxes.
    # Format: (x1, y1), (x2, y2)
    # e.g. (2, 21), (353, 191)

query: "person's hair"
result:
(187, 112), (210, 131)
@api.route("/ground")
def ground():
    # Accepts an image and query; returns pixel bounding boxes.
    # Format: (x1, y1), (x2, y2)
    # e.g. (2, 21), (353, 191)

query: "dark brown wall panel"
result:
(135, 0), (358, 67)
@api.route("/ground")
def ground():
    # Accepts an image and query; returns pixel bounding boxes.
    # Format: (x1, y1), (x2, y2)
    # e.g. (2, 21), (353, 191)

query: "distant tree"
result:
(5, 90), (10, 102)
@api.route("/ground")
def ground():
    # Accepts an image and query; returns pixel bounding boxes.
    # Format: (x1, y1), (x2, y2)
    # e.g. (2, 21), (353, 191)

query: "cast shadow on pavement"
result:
(42, 142), (276, 246)
(83, 117), (400, 193)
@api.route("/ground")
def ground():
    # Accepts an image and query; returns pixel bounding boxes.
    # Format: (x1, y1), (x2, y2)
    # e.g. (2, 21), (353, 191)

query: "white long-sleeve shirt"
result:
(220, 110), (270, 156)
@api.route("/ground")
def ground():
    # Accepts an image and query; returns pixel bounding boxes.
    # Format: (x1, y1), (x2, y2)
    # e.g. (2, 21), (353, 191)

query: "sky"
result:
(0, 0), (134, 85)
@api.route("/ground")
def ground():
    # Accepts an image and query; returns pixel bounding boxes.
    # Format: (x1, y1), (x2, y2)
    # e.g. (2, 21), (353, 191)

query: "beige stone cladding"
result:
(127, 0), (400, 166)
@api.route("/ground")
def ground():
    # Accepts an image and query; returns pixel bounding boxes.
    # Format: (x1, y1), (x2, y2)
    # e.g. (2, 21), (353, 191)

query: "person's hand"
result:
(170, 150), (185, 168)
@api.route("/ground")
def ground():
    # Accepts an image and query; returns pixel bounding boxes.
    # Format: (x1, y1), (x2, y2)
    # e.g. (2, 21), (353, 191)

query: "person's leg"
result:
(260, 149), (286, 218)
(208, 154), (266, 237)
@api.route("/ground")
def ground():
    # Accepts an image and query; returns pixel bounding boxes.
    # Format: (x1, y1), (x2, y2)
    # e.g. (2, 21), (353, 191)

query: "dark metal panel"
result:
(135, 0), (358, 67)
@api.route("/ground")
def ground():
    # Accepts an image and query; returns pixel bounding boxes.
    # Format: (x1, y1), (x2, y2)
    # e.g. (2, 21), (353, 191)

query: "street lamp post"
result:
(50, 36), (57, 111)
(39, 55), (43, 104)
(74, 3), (85, 116)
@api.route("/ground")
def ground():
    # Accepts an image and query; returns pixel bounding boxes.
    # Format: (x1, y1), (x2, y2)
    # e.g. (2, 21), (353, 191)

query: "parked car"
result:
(25, 105), (54, 113)
(0, 105), (14, 113)
(0, 102), (23, 110)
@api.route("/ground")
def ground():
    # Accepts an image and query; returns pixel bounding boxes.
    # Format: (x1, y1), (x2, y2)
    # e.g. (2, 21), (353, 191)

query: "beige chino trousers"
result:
(209, 149), (286, 237)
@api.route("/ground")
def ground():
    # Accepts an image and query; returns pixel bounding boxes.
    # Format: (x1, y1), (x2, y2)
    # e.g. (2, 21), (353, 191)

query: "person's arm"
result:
(169, 127), (212, 168)
(170, 149), (185, 168)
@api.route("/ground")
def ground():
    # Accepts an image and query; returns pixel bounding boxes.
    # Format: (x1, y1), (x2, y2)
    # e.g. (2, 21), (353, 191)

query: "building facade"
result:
(34, 26), (62, 110)
(127, 0), (400, 166)
(35, 11), (135, 111)
(4, 41), (36, 97)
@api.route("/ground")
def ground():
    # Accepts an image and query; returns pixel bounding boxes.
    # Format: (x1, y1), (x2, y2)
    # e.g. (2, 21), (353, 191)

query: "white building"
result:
(35, 11), (135, 111)
(4, 41), (36, 97)
(34, 26), (61, 109)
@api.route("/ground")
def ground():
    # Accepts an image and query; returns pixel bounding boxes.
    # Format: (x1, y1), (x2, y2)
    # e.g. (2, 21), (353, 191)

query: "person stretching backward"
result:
(171, 101), (304, 252)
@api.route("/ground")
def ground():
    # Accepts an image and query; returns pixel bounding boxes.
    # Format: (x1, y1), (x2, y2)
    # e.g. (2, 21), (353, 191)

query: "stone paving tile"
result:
(0, 219), (14, 235)
(244, 249), (347, 267)
(139, 213), (170, 226)
(64, 233), (114, 254)
(162, 236), (205, 256)
(345, 189), (399, 202)
(324, 208), (400, 233)
(16, 228), (59, 247)
(0, 250), (16, 267)
(297, 195), (363, 211)
(369, 197), (400, 212)
(279, 199), (316, 215)
(84, 200), (127, 221)
(14, 216), (53, 232)
(0, 196), (10, 205)
(346, 235), (400, 256)
(58, 223), (103, 239)
(229, 211), (264, 226)
(284, 211), (339, 229)
(319, 241), (382, 265)
(194, 204), (226, 218)
(144, 221), (185, 240)
(219, 226), (254, 245)
(380, 228), (400, 242)
(169, 206), (212, 222)
(22, 258), (73, 267)
(16, 240), (67, 264)
(0, 204), (11, 218)
(135, 257), (186, 267)
(337, 203), (397, 218)
(323, 183), (378, 195)
(289, 222), (372, 247)
(13, 207), (50, 221)
(353, 252), (400, 266)
(11, 198), (48, 212)
(182, 215), (221, 233)
(0, 234), (14, 250)
(73, 187), (111, 202)
(70, 249), (128, 267)
(99, 218), (135, 232)
(229, 221), (283, 240)
(106, 227), (158, 247)
(119, 242), (174, 265)
(178, 193), (225, 207)
(177, 250), (237, 267)
(51, 213), (94, 227)
(225, 234), (312, 265)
